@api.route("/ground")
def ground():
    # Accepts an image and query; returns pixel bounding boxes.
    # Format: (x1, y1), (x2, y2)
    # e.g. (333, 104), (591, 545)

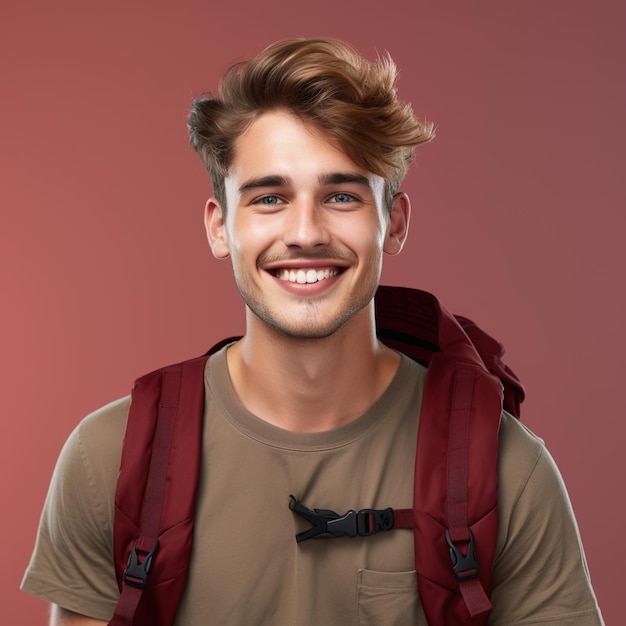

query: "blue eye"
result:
(258, 195), (283, 205)
(330, 193), (355, 203)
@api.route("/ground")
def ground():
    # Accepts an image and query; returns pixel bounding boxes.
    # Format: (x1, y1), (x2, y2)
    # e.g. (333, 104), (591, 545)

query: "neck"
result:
(226, 304), (400, 432)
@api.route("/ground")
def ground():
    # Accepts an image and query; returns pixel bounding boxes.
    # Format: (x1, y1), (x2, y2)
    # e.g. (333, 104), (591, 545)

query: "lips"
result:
(273, 268), (340, 284)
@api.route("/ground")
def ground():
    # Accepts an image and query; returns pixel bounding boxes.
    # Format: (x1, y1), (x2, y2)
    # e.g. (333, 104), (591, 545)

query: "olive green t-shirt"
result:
(22, 349), (603, 624)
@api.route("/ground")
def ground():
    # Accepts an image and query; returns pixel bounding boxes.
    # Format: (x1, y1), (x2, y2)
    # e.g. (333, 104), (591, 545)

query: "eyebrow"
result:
(239, 175), (289, 194)
(319, 172), (371, 187)
(238, 172), (371, 194)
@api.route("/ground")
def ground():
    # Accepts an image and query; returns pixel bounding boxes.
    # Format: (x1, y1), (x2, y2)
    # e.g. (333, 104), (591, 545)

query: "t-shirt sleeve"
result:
(487, 415), (604, 625)
(21, 397), (129, 621)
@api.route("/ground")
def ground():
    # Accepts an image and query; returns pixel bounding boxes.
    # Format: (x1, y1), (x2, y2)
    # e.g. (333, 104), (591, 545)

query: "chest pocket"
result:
(357, 569), (422, 625)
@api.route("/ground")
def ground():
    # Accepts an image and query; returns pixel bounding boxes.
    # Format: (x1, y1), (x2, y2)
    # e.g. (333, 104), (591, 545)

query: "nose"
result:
(282, 198), (331, 249)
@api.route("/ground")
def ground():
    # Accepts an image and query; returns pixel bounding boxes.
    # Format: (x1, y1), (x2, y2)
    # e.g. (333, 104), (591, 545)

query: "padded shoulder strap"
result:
(110, 355), (208, 626)
(414, 353), (501, 625)
(376, 286), (510, 626)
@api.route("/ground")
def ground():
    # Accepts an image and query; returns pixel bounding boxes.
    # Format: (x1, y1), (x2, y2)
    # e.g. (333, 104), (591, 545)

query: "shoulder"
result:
(497, 413), (546, 495)
(77, 396), (130, 446)
(50, 397), (130, 516)
(64, 396), (130, 473)
(496, 412), (566, 529)
(496, 412), (579, 517)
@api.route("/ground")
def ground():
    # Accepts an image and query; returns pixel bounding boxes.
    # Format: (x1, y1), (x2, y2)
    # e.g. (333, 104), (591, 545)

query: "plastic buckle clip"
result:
(445, 529), (479, 581)
(123, 540), (159, 589)
(356, 508), (395, 536)
(289, 496), (394, 542)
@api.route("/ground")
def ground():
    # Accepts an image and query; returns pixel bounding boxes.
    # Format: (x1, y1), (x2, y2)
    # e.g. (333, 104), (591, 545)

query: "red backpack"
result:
(108, 285), (524, 626)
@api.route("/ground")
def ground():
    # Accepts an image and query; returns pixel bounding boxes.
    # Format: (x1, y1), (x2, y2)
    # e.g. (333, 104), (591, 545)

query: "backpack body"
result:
(109, 286), (524, 626)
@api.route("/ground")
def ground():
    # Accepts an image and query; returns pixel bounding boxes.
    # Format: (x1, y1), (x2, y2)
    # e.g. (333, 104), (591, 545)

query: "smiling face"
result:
(206, 109), (409, 340)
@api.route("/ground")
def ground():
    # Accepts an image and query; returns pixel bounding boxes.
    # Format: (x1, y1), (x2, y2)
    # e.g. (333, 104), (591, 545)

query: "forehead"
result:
(228, 110), (370, 180)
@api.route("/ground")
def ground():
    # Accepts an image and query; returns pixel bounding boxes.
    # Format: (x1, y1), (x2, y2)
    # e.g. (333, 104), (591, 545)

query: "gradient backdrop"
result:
(2, 1), (623, 623)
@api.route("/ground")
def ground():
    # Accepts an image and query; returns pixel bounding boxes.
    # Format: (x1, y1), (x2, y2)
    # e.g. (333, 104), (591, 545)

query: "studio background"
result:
(1, 1), (622, 623)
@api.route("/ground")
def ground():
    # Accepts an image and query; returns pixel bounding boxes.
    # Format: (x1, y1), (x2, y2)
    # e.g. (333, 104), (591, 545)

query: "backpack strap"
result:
(375, 285), (516, 625)
(110, 355), (208, 626)
(415, 353), (500, 622)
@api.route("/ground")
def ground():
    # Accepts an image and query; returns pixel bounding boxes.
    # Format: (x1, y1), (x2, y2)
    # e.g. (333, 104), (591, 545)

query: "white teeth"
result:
(275, 268), (339, 284)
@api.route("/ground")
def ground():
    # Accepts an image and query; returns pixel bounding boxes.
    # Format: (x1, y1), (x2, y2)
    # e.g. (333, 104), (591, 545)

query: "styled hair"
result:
(187, 37), (434, 211)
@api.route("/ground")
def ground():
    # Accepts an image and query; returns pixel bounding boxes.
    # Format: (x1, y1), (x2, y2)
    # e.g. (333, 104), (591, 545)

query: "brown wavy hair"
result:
(187, 37), (434, 211)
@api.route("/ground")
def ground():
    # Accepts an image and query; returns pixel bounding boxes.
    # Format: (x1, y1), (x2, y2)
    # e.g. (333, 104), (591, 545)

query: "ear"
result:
(204, 198), (230, 259)
(383, 192), (411, 256)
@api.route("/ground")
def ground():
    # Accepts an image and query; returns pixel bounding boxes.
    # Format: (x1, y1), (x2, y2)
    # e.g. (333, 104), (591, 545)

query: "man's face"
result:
(206, 109), (408, 340)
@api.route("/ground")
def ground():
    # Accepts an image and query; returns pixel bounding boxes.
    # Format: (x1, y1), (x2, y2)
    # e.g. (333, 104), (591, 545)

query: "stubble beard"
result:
(231, 247), (382, 340)
(233, 268), (379, 341)
(242, 291), (375, 340)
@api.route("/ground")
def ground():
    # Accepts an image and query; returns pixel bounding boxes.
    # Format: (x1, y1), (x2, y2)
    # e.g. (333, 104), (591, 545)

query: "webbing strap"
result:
(140, 366), (181, 535)
(108, 585), (142, 626)
(447, 367), (474, 539)
(392, 508), (413, 528)
(447, 366), (492, 616)
(109, 366), (182, 626)
(460, 577), (493, 617)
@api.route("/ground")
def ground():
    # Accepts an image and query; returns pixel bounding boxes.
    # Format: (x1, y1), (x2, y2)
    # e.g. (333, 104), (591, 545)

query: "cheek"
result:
(349, 217), (388, 252)
(227, 218), (276, 263)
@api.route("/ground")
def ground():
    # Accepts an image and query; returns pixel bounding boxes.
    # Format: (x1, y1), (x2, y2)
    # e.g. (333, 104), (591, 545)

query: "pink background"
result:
(2, 1), (622, 623)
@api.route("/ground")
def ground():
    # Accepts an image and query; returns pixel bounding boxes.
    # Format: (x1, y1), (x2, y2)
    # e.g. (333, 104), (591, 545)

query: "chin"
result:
(255, 303), (370, 341)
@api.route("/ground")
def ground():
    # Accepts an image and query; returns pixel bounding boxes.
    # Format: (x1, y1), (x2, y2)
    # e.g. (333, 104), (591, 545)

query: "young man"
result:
(23, 38), (603, 625)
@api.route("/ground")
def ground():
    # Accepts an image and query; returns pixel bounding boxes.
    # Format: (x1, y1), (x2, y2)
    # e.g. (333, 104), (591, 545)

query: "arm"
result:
(22, 399), (130, 622)
(50, 605), (108, 626)
(488, 416), (603, 624)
